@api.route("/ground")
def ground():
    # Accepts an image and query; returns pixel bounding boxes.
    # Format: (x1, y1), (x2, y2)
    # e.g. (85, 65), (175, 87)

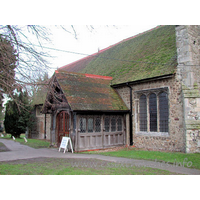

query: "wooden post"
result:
(44, 114), (47, 139)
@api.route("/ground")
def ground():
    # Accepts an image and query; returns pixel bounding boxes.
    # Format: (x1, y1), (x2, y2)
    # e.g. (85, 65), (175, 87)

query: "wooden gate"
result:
(57, 111), (70, 145)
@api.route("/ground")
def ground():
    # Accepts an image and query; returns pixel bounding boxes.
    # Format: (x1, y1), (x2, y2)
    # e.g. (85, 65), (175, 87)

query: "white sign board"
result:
(59, 137), (73, 153)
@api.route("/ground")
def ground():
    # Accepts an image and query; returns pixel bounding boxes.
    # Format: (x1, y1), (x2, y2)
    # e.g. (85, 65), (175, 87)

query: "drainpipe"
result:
(126, 83), (133, 146)
(44, 114), (47, 139)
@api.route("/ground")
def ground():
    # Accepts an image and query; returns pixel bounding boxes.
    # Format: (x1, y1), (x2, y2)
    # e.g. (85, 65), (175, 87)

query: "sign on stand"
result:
(59, 137), (73, 153)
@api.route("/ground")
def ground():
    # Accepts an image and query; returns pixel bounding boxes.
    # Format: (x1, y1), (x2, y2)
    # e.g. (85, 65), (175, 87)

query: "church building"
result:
(41, 25), (200, 153)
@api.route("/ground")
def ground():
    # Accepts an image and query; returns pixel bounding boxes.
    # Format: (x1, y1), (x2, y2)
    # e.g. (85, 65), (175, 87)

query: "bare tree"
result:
(0, 25), (53, 110)
(1, 25), (51, 84)
(0, 25), (115, 109)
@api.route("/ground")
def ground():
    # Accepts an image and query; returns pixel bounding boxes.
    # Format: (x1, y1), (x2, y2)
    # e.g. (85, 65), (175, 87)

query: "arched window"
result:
(139, 94), (147, 131)
(149, 93), (157, 132)
(159, 92), (169, 132)
(137, 88), (169, 134)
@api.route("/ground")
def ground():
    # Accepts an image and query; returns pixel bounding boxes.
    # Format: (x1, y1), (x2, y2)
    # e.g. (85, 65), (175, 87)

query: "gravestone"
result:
(24, 137), (27, 143)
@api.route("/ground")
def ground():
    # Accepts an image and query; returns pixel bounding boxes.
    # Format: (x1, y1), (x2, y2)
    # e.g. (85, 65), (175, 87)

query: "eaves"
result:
(111, 73), (175, 88)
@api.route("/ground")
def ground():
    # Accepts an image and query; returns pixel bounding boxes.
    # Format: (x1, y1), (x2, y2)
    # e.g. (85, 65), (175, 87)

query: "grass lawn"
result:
(83, 147), (200, 170)
(1, 134), (199, 174)
(0, 158), (181, 175)
(2, 134), (50, 149)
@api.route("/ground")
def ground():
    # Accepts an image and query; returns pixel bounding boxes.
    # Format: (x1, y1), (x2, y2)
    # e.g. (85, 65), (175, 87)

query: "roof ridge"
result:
(55, 70), (113, 80)
(85, 74), (113, 80)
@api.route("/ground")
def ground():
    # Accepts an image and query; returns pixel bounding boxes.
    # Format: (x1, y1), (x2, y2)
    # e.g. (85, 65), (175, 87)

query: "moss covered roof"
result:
(60, 25), (177, 84)
(55, 70), (128, 111)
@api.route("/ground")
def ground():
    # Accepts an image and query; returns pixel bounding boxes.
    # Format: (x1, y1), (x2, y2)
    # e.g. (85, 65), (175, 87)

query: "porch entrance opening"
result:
(57, 111), (70, 145)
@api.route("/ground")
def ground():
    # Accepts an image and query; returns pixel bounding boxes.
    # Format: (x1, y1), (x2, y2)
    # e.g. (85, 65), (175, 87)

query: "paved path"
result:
(0, 139), (200, 175)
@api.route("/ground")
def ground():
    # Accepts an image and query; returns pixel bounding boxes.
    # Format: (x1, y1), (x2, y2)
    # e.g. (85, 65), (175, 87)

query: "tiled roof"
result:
(55, 70), (129, 111)
(59, 25), (177, 84)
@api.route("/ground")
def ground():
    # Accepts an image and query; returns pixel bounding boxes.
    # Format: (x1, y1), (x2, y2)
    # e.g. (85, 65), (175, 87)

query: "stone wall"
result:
(35, 113), (51, 140)
(116, 75), (185, 152)
(30, 105), (51, 140)
(176, 25), (200, 153)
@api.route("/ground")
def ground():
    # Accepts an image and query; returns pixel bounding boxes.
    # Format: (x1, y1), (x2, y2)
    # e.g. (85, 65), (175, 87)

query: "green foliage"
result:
(4, 90), (34, 137)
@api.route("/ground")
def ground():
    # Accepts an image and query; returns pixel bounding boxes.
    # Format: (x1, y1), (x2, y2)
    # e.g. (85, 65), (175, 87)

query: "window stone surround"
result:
(134, 87), (169, 137)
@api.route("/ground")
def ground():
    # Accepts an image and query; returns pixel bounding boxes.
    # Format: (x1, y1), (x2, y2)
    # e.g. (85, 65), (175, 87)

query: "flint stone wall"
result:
(115, 75), (185, 152)
(30, 105), (51, 140)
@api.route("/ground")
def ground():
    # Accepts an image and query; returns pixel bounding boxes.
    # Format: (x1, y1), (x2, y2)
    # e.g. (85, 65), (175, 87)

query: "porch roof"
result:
(55, 70), (129, 112)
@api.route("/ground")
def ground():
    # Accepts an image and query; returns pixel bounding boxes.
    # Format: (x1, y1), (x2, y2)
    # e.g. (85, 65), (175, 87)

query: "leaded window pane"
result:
(104, 117), (110, 132)
(149, 93), (157, 132)
(139, 94), (147, 131)
(95, 117), (101, 132)
(80, 117), (86, 133)
(159, 92), (169, 132)
(117, 117), (122, 131)
(88, 117), (94, 133)
(111, 117), (116, 132)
